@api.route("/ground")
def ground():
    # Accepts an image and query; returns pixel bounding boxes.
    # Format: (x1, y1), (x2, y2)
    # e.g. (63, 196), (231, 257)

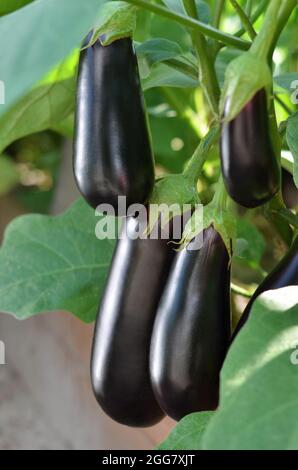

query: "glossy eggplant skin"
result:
(220, 89), (280, 208)
(150, 226), (231, 421)
(91, 216), (178, 427)
(73, 37), (155, 211)
(232, 236), (298, 341)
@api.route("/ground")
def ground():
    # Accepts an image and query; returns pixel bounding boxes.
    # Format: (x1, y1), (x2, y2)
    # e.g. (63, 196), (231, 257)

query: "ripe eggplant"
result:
(232, 235), (298, 341)
(220, 89), (280, 208)
(73, 37), (155, 212)
(150, 226), (231, 421)
(91, 216), (178, 427)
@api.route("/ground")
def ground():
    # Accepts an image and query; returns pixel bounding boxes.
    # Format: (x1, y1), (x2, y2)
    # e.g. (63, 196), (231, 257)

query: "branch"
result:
(125, 0), (251, 50)
(230, 0), (257, 40)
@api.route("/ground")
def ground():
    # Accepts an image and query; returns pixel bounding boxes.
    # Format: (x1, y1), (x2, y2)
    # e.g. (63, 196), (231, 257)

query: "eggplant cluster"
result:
(73, 36), (297, 427)
(73, 36), (232, 426)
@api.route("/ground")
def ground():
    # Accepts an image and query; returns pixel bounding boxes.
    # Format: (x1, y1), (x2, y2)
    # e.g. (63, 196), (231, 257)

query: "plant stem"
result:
(250, 0), (282, 58)
(231, 282), (253, 298)
(213, 0), (267, 54)
(230, 0), (257, 40)
(234, 0), (268, 37)
(125, 0), (251, 50)
(183, 127), (220, 184)
(212, 175), (228, 210)
(183, 0), (220, 116)
(268, 0), (297, 58)
(245, 0), (253, 17)
(213, 0), (225, 28)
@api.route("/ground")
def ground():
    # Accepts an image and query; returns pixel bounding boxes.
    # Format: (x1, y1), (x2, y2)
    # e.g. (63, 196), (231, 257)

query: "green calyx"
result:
(180, 178), (236, 257)
(84, 1), (137, 47)
(219, 52), (272, 122)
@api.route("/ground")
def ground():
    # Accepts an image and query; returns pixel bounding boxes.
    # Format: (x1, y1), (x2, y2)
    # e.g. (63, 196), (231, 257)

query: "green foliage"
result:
(0, 51), (78, 153)
(0, 0), (106, 116)
(136, 38), (183, 65)
(0, 199), (115, 322)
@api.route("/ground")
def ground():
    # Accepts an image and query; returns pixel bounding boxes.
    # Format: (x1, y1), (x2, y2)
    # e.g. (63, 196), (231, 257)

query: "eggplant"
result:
(91, 216), (178, 427)
(73, 37), (155, 212)
(150, 226), (231, 421)
(232, 235), (298, 341)
(220, 89), (280, 208)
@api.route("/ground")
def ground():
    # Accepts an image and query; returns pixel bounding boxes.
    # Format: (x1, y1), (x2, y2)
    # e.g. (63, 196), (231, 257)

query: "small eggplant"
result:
(150, 226), (231, 421)
(220, 89), (280, 208)
(73, 37), (155, 212)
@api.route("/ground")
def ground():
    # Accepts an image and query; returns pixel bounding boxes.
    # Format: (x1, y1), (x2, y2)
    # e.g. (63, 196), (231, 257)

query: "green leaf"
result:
(158, 412), (213, 450)
(202, 287), (298, 450)
(0, 0), (105, 117)
(142, 63), (198, 90)
(0, 51), (78, 153)
(220, 52), (272, 121)
(88, 1), (137, 46)
(274, 73), (298, 92)
(136, 38), (183, 65)
(286, 112), (298, 188)
(0, 198), (116, 323)
(235, 219), (265, 268)
(0, 155), (19, 195)
(0, 0), (33, 16)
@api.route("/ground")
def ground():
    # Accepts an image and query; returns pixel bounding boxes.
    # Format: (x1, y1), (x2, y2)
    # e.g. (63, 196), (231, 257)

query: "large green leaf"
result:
(0, 198), (116, 323)
(286, 112), (298, 188)
(158, 412), (213, 450)
(0, 51), (78, 153)
(202, 287), (298, 450)
(0, 0), (105, 116)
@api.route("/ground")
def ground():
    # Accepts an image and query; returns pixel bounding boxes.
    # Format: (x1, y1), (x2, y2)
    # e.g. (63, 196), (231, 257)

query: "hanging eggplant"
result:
(220, 89), (280, 208)
(150, 226), (231, 421)
(73, 37), (155, 212)
(91, 215), (180, 427)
